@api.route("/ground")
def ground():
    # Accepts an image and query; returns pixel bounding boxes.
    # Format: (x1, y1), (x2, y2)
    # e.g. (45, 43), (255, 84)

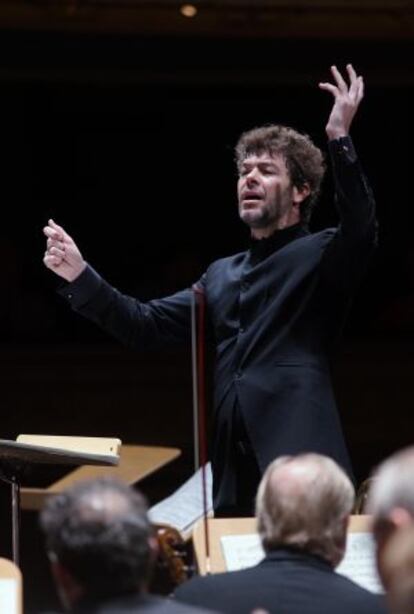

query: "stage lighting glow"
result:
(180, 4), (197, 18)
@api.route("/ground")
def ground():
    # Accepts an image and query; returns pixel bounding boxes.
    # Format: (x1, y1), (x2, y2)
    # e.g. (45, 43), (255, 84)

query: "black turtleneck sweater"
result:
(59, 136), (377, 512)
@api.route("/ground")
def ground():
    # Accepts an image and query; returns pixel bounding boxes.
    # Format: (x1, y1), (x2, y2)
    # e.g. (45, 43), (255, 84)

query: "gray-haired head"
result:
(256, 453), (354, 567)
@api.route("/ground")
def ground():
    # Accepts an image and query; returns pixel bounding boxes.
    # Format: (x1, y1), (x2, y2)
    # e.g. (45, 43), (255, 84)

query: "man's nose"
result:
(246, 169), (259, 184)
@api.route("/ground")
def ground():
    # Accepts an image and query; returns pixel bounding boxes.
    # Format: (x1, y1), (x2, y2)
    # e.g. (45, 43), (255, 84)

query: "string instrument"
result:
(151, 525), (194, 595)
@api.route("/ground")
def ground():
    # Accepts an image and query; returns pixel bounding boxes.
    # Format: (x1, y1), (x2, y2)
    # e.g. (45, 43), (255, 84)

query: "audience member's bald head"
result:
(256, 453), (354, 567)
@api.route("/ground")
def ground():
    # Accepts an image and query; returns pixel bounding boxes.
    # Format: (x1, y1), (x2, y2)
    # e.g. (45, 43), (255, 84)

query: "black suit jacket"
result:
(59, 137), (376, 509)
(174, 548), (387, 614)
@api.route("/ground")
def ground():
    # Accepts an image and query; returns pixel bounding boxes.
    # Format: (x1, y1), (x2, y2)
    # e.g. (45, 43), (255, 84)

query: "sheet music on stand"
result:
(149, 463), (212, 537)
(336, 532), (384, 594)
(0, 579), (18, 614)
(220, 531), (384, 594)
(221, 534), (264, 571)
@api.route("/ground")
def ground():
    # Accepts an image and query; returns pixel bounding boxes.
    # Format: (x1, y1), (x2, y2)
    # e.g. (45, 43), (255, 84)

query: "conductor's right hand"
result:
(43, 219), (86, 282)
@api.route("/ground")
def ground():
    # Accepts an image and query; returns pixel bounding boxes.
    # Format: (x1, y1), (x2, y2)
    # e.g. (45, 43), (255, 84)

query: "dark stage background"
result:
(0, 19), (413, 609)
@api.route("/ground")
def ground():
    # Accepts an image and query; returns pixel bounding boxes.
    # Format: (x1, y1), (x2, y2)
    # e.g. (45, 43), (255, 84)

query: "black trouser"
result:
(213, 399), (261, 518)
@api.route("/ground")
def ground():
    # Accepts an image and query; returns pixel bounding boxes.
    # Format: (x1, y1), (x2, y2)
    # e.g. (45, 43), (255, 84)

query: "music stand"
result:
(0, 438), (120, 566)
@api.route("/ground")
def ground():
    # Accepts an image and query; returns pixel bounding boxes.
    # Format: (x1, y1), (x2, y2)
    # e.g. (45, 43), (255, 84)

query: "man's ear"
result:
(292, 183), (311, 205)
(389, 507), (413, 530)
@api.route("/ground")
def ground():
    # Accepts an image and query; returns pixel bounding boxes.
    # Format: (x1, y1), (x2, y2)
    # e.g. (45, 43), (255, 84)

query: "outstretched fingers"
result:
(346, 63), (358, 84)
(346, 64), (364, 105)
(330, 65), (348, 93)
(347, 64), (358, 99)
(319, 63), (364, 108)
(318, 82), (339, 97)
(320, 63), (365, 139)
(357, 76), (364, 103)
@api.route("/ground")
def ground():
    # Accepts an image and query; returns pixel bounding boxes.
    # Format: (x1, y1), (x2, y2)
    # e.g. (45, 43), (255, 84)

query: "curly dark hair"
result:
(40, 477), (152, 599)
(235, 125), (326, 224)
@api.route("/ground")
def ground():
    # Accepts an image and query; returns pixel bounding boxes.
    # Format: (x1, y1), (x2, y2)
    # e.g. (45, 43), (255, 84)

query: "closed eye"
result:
(260, 164), (279, 174)
(240, 166), (278, 176)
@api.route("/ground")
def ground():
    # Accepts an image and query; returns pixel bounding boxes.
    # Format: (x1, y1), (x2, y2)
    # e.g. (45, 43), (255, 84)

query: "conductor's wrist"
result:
(326, 127), (348, 141)
(66, 261), (87, 283)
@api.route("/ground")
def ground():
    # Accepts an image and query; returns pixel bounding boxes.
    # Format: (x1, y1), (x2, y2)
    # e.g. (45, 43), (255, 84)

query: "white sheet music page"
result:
(221, 534), (264, 571)
(0, 579), (18, 613)
(336, 532), (384, 594)
(148, 463), (212, 534)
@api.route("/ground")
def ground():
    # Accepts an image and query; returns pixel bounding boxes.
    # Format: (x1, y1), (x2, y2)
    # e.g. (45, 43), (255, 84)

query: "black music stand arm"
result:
(11, 477), (20, 566)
